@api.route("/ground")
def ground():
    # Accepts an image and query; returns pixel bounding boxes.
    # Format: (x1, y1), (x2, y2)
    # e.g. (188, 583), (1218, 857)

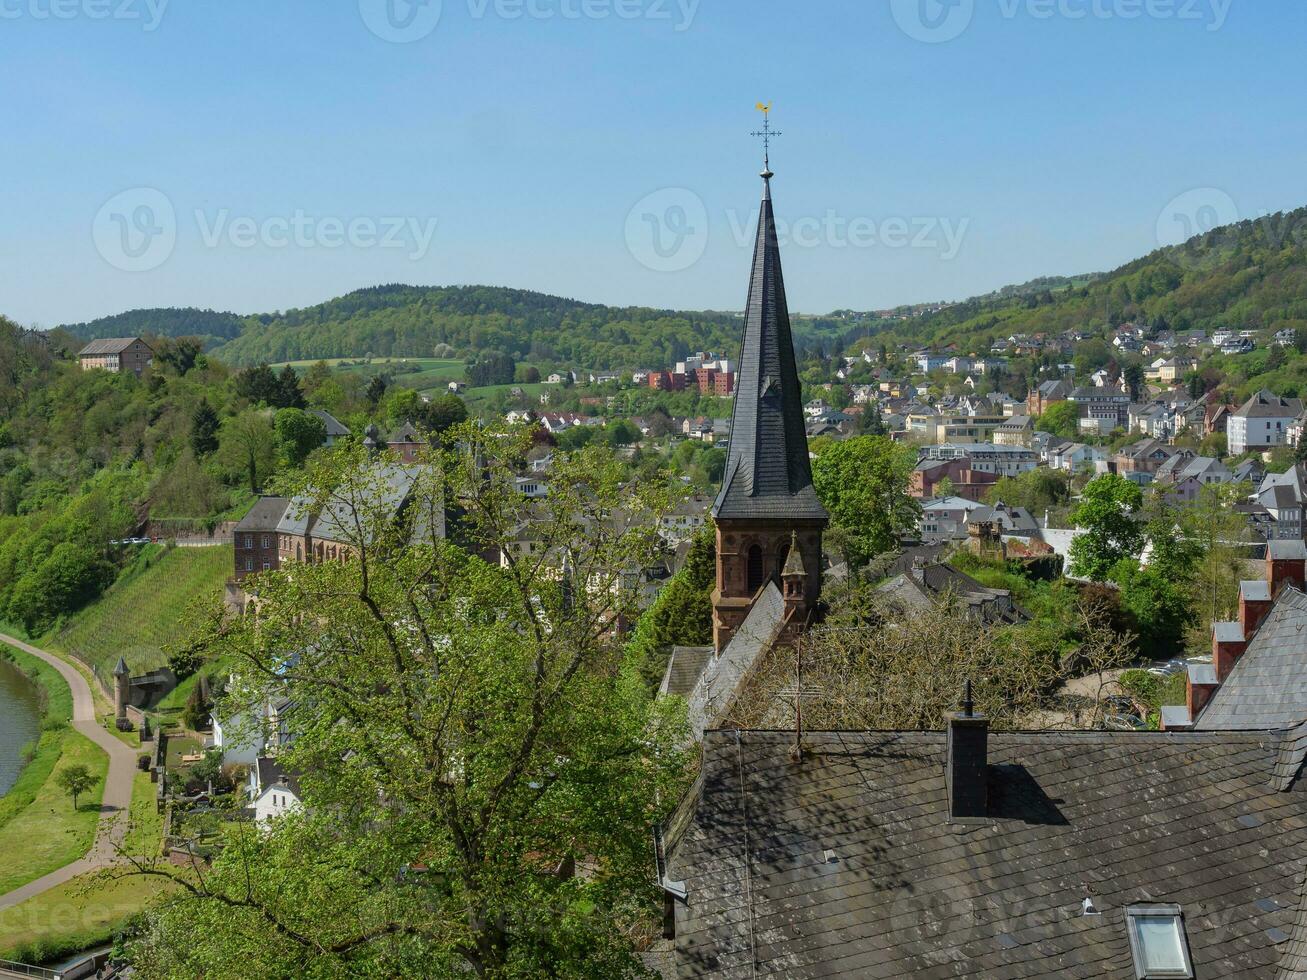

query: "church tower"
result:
(711, 131), (828, 653)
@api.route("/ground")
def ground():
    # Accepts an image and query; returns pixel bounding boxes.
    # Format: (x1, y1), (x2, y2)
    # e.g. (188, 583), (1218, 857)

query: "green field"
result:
(0, 646), (75, 834)
(47, 545), (232, 678)
(0, 647), (108, 897)
(0, 871), (177, 963)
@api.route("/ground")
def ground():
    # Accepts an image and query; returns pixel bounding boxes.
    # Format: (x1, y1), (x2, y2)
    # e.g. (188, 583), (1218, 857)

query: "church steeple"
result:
(710, 114), (827, 653)
(713, 158), (827, 523)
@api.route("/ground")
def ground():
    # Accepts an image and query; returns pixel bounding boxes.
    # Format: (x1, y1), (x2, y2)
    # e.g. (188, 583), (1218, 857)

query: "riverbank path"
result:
(0, 633), (138, 911)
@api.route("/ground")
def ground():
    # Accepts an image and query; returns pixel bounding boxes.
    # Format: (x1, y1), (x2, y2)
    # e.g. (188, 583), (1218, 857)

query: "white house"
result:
(1227, 390), (1303, 454)
(210, 709), (264, 767)
(248, 757), (302, 825)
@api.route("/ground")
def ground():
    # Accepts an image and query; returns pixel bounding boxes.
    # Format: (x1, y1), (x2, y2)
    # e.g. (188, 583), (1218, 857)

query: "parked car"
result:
(1104, 695), (1138, 715)
(1105, 714), (1149, 732)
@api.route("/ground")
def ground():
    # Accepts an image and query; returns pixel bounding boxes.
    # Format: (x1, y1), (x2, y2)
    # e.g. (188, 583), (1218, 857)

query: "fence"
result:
(0, 959), (62, 979)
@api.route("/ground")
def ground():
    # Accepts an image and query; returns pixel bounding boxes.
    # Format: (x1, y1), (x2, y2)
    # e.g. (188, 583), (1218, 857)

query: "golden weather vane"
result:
(751, 102), (780, 174)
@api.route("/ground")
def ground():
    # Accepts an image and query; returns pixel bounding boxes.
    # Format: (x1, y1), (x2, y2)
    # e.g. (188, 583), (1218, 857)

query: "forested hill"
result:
(861, 205), (1307, 353)
(61, 307), (244, 347)
(210, 285), (748, 368)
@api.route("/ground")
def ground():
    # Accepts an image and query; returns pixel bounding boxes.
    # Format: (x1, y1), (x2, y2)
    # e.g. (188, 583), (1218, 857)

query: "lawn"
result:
(0, 871), (178, 964)
(123, 771), (162, 860)
(46, 545), (232, 678)
(0, 726), (108, 896)
(164, 736), (202, 772)
(0, 645), (75, 835)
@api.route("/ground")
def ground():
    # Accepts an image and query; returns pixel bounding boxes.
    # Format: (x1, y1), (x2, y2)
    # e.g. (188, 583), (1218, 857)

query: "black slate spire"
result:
(713, 170), (828, 522)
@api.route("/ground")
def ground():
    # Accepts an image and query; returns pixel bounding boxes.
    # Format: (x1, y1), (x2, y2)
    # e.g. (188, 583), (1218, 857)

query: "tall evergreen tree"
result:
(276, 365), (306, 409)
(190, 399), (220, 457)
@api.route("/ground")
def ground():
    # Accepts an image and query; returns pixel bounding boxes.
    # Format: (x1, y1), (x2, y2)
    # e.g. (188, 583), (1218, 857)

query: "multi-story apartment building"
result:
(1227, 390), (1303, 454)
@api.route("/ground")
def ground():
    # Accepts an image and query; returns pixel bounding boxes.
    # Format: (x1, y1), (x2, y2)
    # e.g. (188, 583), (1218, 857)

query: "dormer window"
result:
(1125, 905), (1193, 979)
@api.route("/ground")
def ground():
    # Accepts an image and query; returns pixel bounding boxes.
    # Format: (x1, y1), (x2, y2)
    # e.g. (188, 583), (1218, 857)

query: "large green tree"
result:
(121, 432), (690, 978)
(218, 409), (278, 495)
(811, 436), (920, 569)
(1068, 474), (1145, 581)
(273, 408), (327, 468)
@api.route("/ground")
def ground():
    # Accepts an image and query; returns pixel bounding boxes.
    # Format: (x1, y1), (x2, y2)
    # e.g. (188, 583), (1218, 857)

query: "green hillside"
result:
(47, 544), (231, 678)
(863, 206), (1307, 354)
(60, 308), (244, 347)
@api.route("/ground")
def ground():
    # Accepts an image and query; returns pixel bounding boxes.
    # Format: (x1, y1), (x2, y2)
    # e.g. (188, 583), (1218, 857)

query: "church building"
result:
(710, 155), (827, 652)
(660, 138), (828, 741)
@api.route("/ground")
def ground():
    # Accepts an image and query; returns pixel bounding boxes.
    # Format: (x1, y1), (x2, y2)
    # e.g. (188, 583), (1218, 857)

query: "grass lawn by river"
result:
(0, 871), (177, 964)
(0, 644), (108, 897)
(0, 728), (107, 896)
(0, 646), (73, 835)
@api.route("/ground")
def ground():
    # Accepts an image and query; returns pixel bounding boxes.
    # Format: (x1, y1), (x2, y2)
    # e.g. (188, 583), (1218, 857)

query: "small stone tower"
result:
(113, 656), (130, 722)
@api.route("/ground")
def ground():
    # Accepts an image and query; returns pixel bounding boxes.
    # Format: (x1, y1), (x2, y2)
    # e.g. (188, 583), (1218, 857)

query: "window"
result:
(746, 544), (764, 593)
(1125, 905), (1193, 979)
(244, 558), (253, 571)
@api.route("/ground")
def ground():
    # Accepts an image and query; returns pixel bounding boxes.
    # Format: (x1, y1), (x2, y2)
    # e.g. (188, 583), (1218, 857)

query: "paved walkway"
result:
(0, 633), (138, 911)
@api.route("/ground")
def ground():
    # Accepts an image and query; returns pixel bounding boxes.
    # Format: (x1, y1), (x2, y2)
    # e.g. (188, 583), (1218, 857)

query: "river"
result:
(0, 656), (42, 797)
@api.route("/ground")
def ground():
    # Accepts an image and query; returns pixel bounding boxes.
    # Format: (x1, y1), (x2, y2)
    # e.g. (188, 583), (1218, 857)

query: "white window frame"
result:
(1125, 904), (1194, 980)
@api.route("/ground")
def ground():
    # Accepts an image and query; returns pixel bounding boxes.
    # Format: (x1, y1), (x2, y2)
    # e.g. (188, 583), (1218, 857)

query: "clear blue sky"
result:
(1, 0), (1302, 326)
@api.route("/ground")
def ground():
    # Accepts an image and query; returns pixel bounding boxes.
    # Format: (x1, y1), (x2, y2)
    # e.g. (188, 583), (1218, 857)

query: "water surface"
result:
(0, 656), (42, 797)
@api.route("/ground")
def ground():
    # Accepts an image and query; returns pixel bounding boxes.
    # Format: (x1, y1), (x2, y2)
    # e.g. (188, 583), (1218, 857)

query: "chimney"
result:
(946, 681), (988, 821)
(1212, 621), (1247, 683)
(1186, 662), (1219, 719)
(1239, 579), (1272, 637)
(1266, 539), (1307, 597)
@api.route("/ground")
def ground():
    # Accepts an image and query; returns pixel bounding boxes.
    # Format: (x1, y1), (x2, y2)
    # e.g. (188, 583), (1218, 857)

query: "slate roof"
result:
(878, 562), (1027, 626)
(666, 728), (1307, 979)
(77, 336), (146, 356)
(684, 583), (786, 740)
(1236, 389), (1303, 419)
(308, 409), (349, 437)
(253, 756), (301, 799)
(275, 463), (439, 547)
(1197, 587), (1307, 731)
(235, 496), (289, 533)
(714, 174), (827, 523)
(661, 646), (714, 698)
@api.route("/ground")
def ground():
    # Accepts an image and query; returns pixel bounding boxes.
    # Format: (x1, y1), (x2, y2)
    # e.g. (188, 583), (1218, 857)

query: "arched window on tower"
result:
(746, 544), (764, 594)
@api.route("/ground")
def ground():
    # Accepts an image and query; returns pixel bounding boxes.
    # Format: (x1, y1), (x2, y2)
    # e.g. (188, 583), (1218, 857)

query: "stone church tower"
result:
(711, 159), (828, 653)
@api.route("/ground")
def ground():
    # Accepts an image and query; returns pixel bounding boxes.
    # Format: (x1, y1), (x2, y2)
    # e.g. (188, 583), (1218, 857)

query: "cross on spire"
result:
(751, 102), (781, 178)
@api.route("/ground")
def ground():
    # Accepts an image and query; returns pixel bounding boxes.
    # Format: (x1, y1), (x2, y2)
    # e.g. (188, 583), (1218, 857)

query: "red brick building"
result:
(233, 496), (290, 581)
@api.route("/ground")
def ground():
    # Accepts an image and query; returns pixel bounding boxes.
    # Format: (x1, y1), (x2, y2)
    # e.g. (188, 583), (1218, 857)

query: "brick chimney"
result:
(946, 681), (988, 821)
(1239, 578), (1273, 637)
(1212, 621), (1247, 683)
(1266, 539), (1307, 597)
(1186, 662), (1219, 718)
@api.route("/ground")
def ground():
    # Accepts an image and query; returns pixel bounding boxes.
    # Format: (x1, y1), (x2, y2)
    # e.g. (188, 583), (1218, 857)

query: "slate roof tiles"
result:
(666, 728), (1307, 979)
